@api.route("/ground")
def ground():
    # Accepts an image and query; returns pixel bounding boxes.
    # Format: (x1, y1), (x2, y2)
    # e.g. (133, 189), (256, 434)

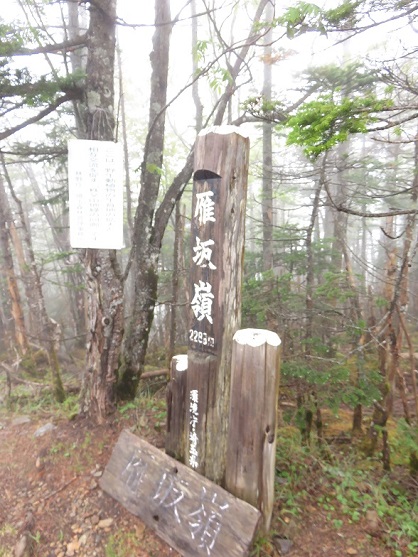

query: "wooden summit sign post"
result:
(102, 127), (280, 554)
(185, 126), (249, 483)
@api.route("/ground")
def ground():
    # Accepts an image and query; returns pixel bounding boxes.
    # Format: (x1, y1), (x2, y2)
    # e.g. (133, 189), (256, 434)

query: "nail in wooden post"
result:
(165, 355), (188, 462)
(225, 328), (281, 532)
(186, 126), (249, 484)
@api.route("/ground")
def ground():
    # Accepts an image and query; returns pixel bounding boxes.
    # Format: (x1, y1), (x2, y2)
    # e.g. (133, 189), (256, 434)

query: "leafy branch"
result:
(283, 94), (394, 158)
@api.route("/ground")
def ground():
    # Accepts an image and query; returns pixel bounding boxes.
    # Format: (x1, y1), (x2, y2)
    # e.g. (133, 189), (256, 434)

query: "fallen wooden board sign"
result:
(100, 430), (261, 557)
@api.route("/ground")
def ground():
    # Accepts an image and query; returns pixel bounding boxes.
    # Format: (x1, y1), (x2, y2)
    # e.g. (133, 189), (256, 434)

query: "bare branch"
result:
(7, 34), (87, 56)
(0, 91), (81, 141)
(323, 168), (418, 219)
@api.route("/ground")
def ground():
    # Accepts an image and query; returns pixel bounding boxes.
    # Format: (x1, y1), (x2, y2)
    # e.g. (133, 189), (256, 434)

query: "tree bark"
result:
(398, 307), (418, 419)
(117, 43), (133, 237)
(335, 211), (366, 434)
(65, 0), (87, 133)
(302, 168), (323, 443)
(168, 202), (183, 365)
(2, 166), (65, 401)
(305, 172), (323, 352)
(118, 0), (173, 399)
(191, 0), (203, 133)
(262, 1), (274, 272)
(0, 175), (28, 354)
(79, 0), (124, 422)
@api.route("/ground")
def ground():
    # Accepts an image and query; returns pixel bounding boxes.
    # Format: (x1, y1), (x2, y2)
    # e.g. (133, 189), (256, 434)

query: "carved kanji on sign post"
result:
(165, 128), (281, 541)
(100, 430), (261, 557)
(185, 127), (250, 484)
(189, 175), (220, 353)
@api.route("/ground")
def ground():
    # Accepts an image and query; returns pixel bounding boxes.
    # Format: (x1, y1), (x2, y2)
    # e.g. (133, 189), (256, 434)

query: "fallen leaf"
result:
(98, 518), (114, 529)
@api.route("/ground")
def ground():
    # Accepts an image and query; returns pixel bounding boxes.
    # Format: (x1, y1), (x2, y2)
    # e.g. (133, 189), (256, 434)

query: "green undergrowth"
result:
(117, 387), (167, 435)
(0, 370), (168, 424)
(2, 371), (416, 556)
(270, 426), (418, 557)
(0, 380), (80, 420)
(105, 532), (143, 557)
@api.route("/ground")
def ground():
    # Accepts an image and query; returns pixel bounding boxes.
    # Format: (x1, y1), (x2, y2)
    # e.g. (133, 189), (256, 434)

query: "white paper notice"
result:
(68, 139), (124, 249)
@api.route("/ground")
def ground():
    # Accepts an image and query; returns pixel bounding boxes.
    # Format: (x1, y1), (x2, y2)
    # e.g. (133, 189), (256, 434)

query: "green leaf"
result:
(146, 163), (163, 176)
(283, 93), (393, 158)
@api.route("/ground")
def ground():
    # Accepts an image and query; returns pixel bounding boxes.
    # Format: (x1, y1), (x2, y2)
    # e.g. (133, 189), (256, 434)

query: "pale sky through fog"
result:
(3, 0), (416, 146)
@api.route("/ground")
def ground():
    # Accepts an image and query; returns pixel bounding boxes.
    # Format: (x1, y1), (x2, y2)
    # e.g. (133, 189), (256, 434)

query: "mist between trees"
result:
(0, 0), (417, 470)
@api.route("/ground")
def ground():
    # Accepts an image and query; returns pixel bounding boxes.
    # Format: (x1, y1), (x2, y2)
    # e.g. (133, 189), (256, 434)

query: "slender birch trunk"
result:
(1, 166), (65, 401)
(119, 0), (270, 398)
(118, 0), (173, 399)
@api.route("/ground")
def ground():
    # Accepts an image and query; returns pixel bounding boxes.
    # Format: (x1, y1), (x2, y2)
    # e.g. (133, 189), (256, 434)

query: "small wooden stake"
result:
(166, 355), (188, 462)
(225, 328), (281, 532)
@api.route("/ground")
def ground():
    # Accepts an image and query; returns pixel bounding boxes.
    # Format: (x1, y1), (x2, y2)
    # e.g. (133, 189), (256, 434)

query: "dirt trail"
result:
(0, 408), (399, 557)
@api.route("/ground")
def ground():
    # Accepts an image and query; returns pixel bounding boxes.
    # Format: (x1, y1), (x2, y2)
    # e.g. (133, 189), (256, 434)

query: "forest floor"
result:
(0, 377), (417, 557)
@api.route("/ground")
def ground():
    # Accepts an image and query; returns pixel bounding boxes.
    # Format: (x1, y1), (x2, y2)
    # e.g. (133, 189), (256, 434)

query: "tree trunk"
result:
(118, 0), (173, 399)
(118, 0), (270, 399)
(337, 216), (365, 434)
(391, 213), (415, 423)
(117, 43), (133, 237)
(398, 308), (418, 419)
(1, 164), (64, 401)
(79, 0), (124, 422)
(299, 162), (323, 442)
(0, 175), (28, 354)
(168, 202), (182, 365)
(26, 165), (86, 345)
(191, 0), (203, 133)
(66, 0), (87, 133)
(305, 172), (323, 351)
(261, 1), (274, 272)
(0, 280), (9, 352)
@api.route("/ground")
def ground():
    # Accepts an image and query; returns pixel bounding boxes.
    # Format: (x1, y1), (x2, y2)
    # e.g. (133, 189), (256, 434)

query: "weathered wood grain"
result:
(166, 355), (188, 462)
(225, 329), (281, 532)
(186, 127), (250, 483)
(100, 430), (261, 557)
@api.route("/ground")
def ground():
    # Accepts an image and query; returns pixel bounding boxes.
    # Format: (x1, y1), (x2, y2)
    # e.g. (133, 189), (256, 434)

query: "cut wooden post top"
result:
(233, 328), (281, 348)
(198, 125), (250, 138)
(173, 354), (188, 371)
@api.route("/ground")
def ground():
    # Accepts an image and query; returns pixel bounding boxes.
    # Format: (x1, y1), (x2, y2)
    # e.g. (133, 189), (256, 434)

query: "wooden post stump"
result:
(225, 328), (281, 532)
(166, 355), (188, 462)
(186, 126), (249, 484)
